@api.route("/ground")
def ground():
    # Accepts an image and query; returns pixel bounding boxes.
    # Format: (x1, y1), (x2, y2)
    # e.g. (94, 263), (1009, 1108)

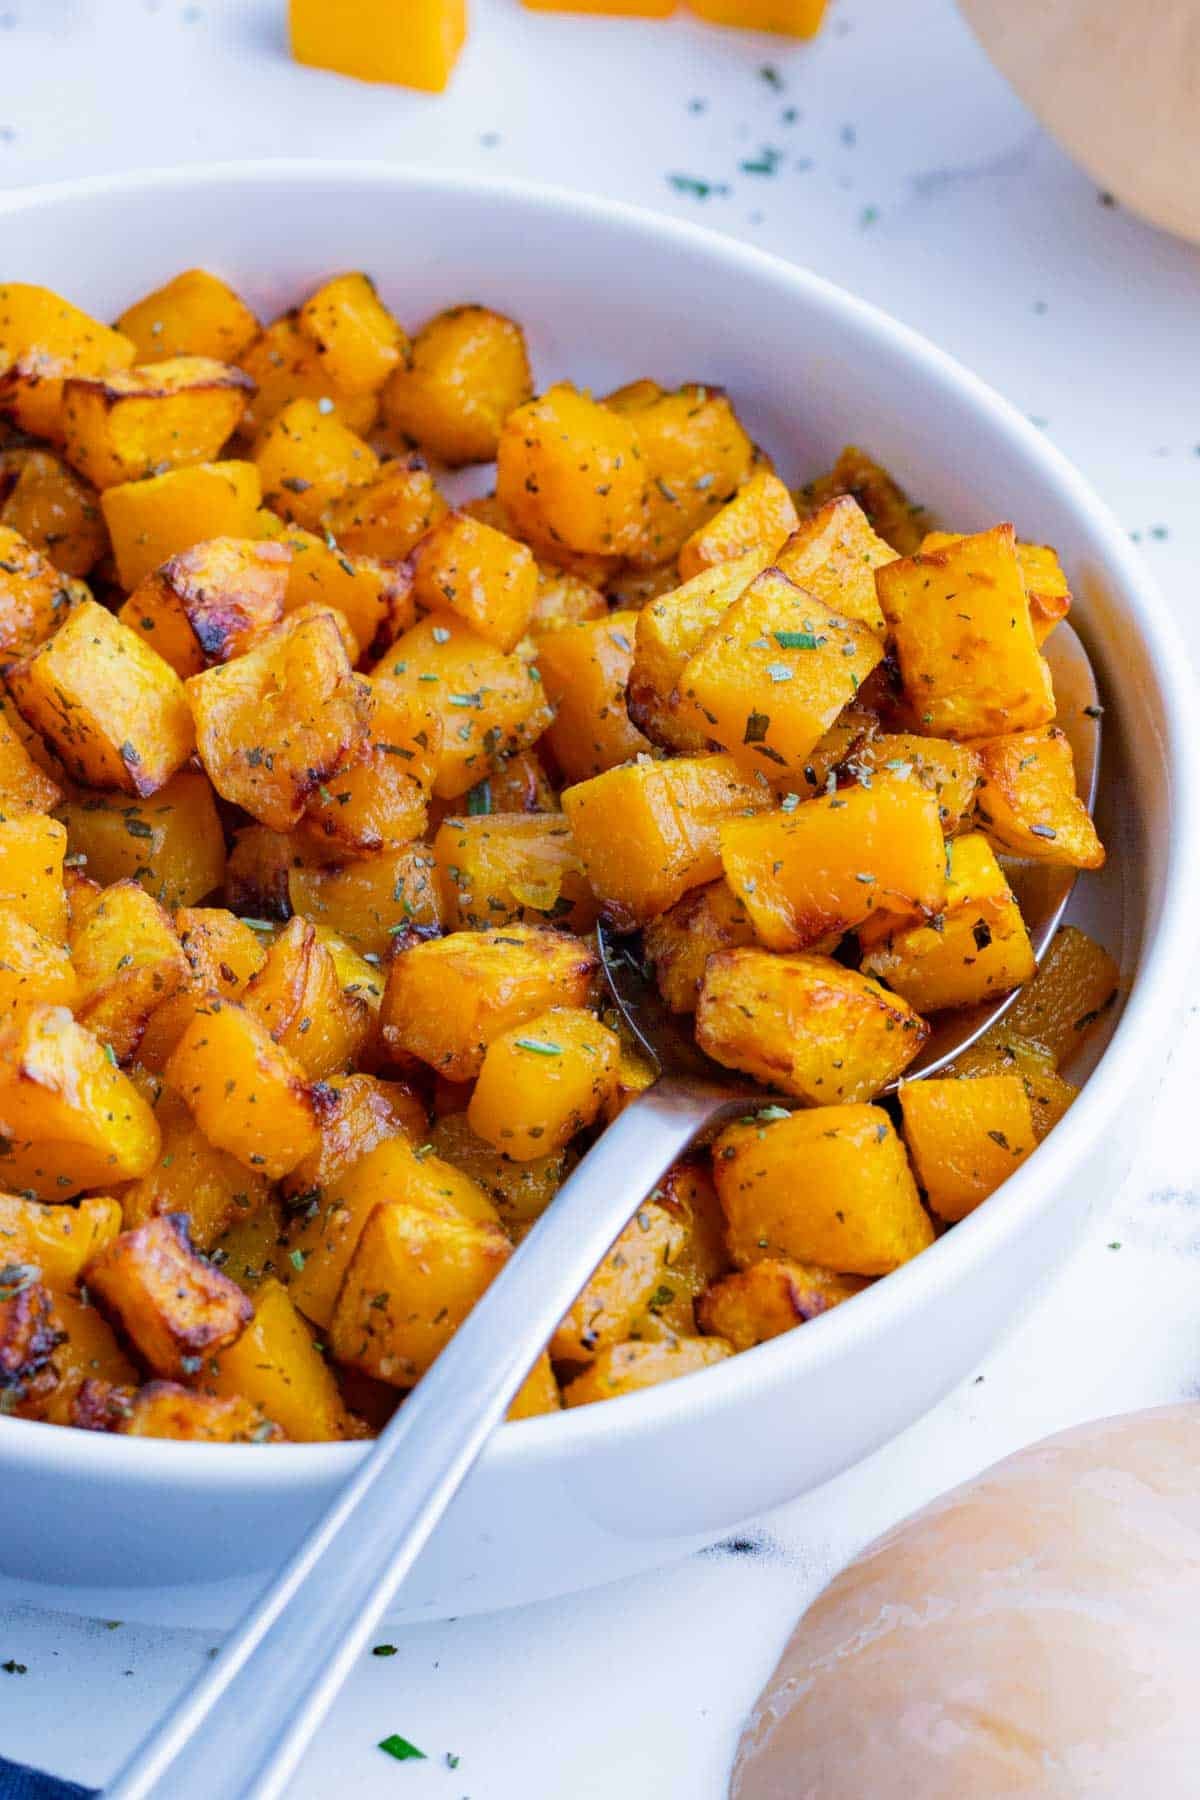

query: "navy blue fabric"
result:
(0, 1756), (95, 1799)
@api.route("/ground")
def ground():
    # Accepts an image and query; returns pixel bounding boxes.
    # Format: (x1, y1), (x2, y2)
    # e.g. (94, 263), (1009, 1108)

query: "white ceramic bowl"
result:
(0, 162), (1195, 1630)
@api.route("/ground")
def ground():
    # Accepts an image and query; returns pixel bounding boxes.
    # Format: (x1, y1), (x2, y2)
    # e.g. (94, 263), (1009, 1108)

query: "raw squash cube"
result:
(563, 1337), (733, 1407)
(720, 774), (946, 952)
(164, 998), (319, 1179)
(87, 1212), (252, 1379)
(410, 509), (537, 652)
(434, 811), (598, 932)
(287, 843), (443, 957)
(187, 606), (369, 830)
(552, 1199), (686, 1361)
(0, 1193), (121, 1291)
(535, 611), (653, 780)
(58, 770), (225, 910)
(290, 0), (469, 93)
(0, 523), (75, 659)
(243, 915), (370, 1080)
(280, 1072), (426, 1206)
(207, 1277), (355, 1441)
(496, 382), (647, 558)
(0, 704), (62, 815)
(675, 566), (882, 776)
(801, 445), (925, 556)
(324, 457), (446, 559)
(899, 1075), (1036, 1221)
(860, 832), (1035, 1013)
(62, 356), (251, 489)
(70, 879), (189, 1063)
(119, 536), (289, 678)
(0, 811), (68, 942)
(562, 753), (771, 929)
(853, 731), (983, 835)
(0, 449), (107, 577)
(644, 878), (759, 1013)
(773, 496), (894, 636)
(628, 549), (767, 751)
(714, 1103), (932, 1275)
(468, 1006), (620, 1159)
(0, 282), (135, 440)
(381, 923), (597, 1080)
(254, 396), (379, 530)
(383, 304), (532, 466)
(677, 469), (798, 581)
(116, 268), (260, 363)
(1002, 924), (1119, 1068)
(297, 272), (407, 396)
(696, 1259), (867, 1349)
(0, 909), (76, 1016)
(8, 600), (194, 796)
(974, 725), (1104, 868)
(689, 0), (826, 33)
(696, 948), (929, 1103)
(238, 312), (379, 440)
(100, 460), (262, 590)
(118, 1082), (271, 1250)
(303, 680), (441, 857)
(876, 525), (1055, 738)
(606, 381), (754, 568)
(0, 1005), (161, 1199)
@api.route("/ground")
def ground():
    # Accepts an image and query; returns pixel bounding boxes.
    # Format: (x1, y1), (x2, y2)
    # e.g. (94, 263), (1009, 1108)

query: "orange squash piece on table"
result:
(689, 0), (826, 34)
(290, 0), (468, 93)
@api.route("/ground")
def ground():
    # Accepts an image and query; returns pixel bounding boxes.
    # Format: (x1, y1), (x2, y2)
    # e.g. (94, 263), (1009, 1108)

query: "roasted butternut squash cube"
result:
(860, 832), (1035, 1014)
(468, 1006), (620, 1160)
(187, 605), (369, 829)
(899, 1075), (1036, 1222)
(426, 1110), (568, 1237)
(136, 905), (268, 1072)
(373, 612), (552, 798)
(0, 283), (135, 440)
(696, 1259), (866, 1349)
(0, 449), (107, 577)
(689, 0), (826, 33)
(88, 1211), (252, 1379)
(0, 522), (75, 658)
(563, 1337), (733, 1407)
(287, 842), (443, 957)
(801, 445), (925, 556)
(62, 356), (251, 490)
(0, 909), (76, 1017)
(164, 998), (319, 1179)
(921, 531), (1072, 647)
(209, 1195), (287, 1295)
(1002, 923), (1119, 1068)
(606, 381), (755, 568)
(297, 273), (406, 396)
(529, 566), (608, 634)
(0, 704), (61, 815)
(562, 753), (771, 929)
(720, 774), (946, 952)
(243, 915), (370, 1079)
(324, 457), (446, 560)
(644, 878), (758, 1012)
(70, 879), (189, 1063)
(470, 749), (558, 815)
(677, 469), (799, 581)
(410, 510), (537, 653)
(254, 396), (379, 530)
(264, 519), (410, 655)
(330, 1199), (510, 1384)
(281, 1072), (426, 1207)
(113, 1380), (282, 1441)
(116, 268), (260, 364)
(715, 1103), (932, 1275)
(633, 1161), (731, 1336)
(9, 600), (194, 796)
(238, 312), (379, 440)
(507, 1351), (561, 1419)
(497, 383), (647, 558)
(118, 1081), (271, 1250)
(876, 525), (1055, 738)
(434, 810), (597, 932)
(100, 459), (262, 590)
(207, 1276), (354, 1441)
(383, 304), (532, 466)
(945, 1028), (1077, 1141)
(535, 611), (653, 780)
(675, 567), (882, 777)
(302, 679), (440, 857)
(0, 811), (68, 942)
(0, 1193), (121, 1291)
(697, 948), (928, 1102)
(773, 497), (894, 636)
(381, 923), (597, 1080)
(290, 0), (468, 92)
(551, 1198), (686, 1362)
(974, 725), (1104, 868)
(119, 536), (289, 678)
(42, 1292), (138, 1424)
(853, 731), (982, 835)
(58, 770), (225, 910)
(0, 1275), (62, 1415)
(628, 549), (767, 751)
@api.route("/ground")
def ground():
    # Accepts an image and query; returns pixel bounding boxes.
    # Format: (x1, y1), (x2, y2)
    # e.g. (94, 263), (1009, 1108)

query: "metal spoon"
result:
(104, 625), (1099, 1800)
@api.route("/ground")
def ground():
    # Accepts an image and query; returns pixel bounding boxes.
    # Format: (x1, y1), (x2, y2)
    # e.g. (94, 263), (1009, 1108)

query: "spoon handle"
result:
(104, 1076), (739, 1800)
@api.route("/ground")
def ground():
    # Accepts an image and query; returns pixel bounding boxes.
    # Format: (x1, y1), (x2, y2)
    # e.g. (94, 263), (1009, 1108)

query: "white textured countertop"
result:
(2, 2), (1199, 1794)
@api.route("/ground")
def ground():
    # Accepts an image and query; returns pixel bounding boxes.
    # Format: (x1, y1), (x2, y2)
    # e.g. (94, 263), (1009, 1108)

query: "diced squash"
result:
(136, 905), (267, 1072)
(290, 0), (468, 93)
(210, 1195), (287, 1294)
(719, 775), (946, 952)
(287, 843), (443, 957)
(945, 1029), (1078, 1141)
(0, 705), (61, 814)
(526, 0), (674, 13)
(410, 509), (537, 652)
(297, 272), (406, 396)
(535, 611), (653, 780)
(243, 915), (370, 1079)
(0, 522), (76, 658)
(254, 396), (379, 530)
(100, 460), (263, 591)
(383, 304), (532, 465)
(899, 1075), (1036, 1221)
(324, 456), (446, 559)
(118, 1082), (271, 1250)
(264, 518), (411, 655)
(674, 566), (883, 776)
(677, 469), (799, 581)
(58, 770), (225, 909)
(801, 445), (926, 556)
(434, 810), (597, 932)
(303, 679), (441, 857)
(70, 879), (189, 1063)
(116, 269), (260, 364)
(632, 1161), (731, 1336)
(112, 1381), (282, 1442)
(921, 530), (1072, 646)
(8, 599), (194, 796)
(529, 566), (608, 634)
(119, 536), (289, 678)
(427, 1110), (568, 1237)
(0, 1277), (62, 1416)
(603, 1036), (658, 1122)
(860, 832), (1036, 1013)
(876, 525), (1055, 738)
(0, 811), (68, 942)
(0, 1193), (121, 1291)
(507, 1351), (561, 1419)
(563, 1337), (733, 1407)
(714, 1104), (932, 1275)
(207, 1276), (355, 1441)
(1001, 924), (1119, 1068)
(0, 449), (107, 577)
(974, 725), (1104, 868)
(551, 1198), (686, 1362)
(470, 750), (557, 815)
(468, 1005), (620, 1159)
(164, 998), (319, 1179)
(42, 1292), (137, 1425)
(0, 908), (76, 1016)
(627, 549), (767, 751)
(696, 948), (928, 1103)
(86, 1211), (252, 1379)
(281, 1071), (426, 1206)
(696, 1259), (866, 1349)
(562, 752), (771, 929)
(773, 497), (894, 636)
(381, 923), (597, 1080)
(62, 356), (251, 490)
(644, 878), (759, 1012)
(0, 283), (136, 440)
(496, 382), (647, 558)
(688, 0), (826, 34)
(606, 380), (755, 568)
(238, 312), (378, 439)
(854, 732), (982, 835)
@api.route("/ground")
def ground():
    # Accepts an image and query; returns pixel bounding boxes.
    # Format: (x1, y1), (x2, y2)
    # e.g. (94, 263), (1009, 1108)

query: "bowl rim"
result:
(2, 157), (1197, 1487)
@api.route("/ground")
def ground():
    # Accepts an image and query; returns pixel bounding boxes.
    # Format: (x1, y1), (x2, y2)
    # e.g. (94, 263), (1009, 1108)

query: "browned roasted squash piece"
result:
(0, 1193), (121, 1291)
(410, 509), (537, 653)
(259, 515), (412, 655)
(629, 553), (775, 749)
(0, 1273), (62, 1416)
(383, 304), (532, 466)
(644, 879), (759, 1013)
(697, 1259), (868, 1349)
(0, 449), (107, 577)
(535, 611), (653, 780)
(117, 1082), (271, 1251)
(552, 1198), (686, 1362)
(243, 915), (370, 1080)
(254, 396), (379, 531)
(62, 356), (251, 489)
(0, 522), (77, 658)
(944, 1028), (1078, 1141)
(118, 537), (289, 678)
(426, 1110), (568, 1238)
(238, 311), (378, 440)
(0, 283), (135, 441)
(0, 704), (61, 814)
(87, 1212), (252, 1379)
(433, 811), (598, 933)
(287, 843), (443, 958)
(563, 1337), (733, 1407)
(42, 1292), (137, 1424)
(207, 1276), (357, 1441)
(772, 496), (895, 636)
(468, 1005), (620, 1160)
(606, 379), (755, 570)
(1001, 924), (1119, 1068)
(101, 460), (262, 591)
(921, 530), (1071, 646)
(136, 906), (268, 1072)
(302, 681), (441, 858)
(70, 879), (189, 1063)
(677, 469), (799, 581)
(117, 269), (260, 363)
(974, 725), (1104, 868)
(800, 445), (926, 556)
(852, 732), (982, 835)
(324, 456), (446, 560)
(0, 908), (76, 1017)
(114, 1381), (283, 1442)
(164, 997), (319, 1179)
(280, 1072), (426, 1206)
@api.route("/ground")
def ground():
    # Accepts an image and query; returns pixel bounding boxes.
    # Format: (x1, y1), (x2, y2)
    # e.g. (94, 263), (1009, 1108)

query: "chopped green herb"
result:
(378, 1735), (426, 1763)
(773, 630), (819, 650)
(372, 1643), (398, 1657)
(513, 1037), (562, 1056)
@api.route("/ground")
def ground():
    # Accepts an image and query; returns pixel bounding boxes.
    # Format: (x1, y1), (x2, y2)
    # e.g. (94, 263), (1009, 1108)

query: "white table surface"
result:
(2, 2), (1199, 1794)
